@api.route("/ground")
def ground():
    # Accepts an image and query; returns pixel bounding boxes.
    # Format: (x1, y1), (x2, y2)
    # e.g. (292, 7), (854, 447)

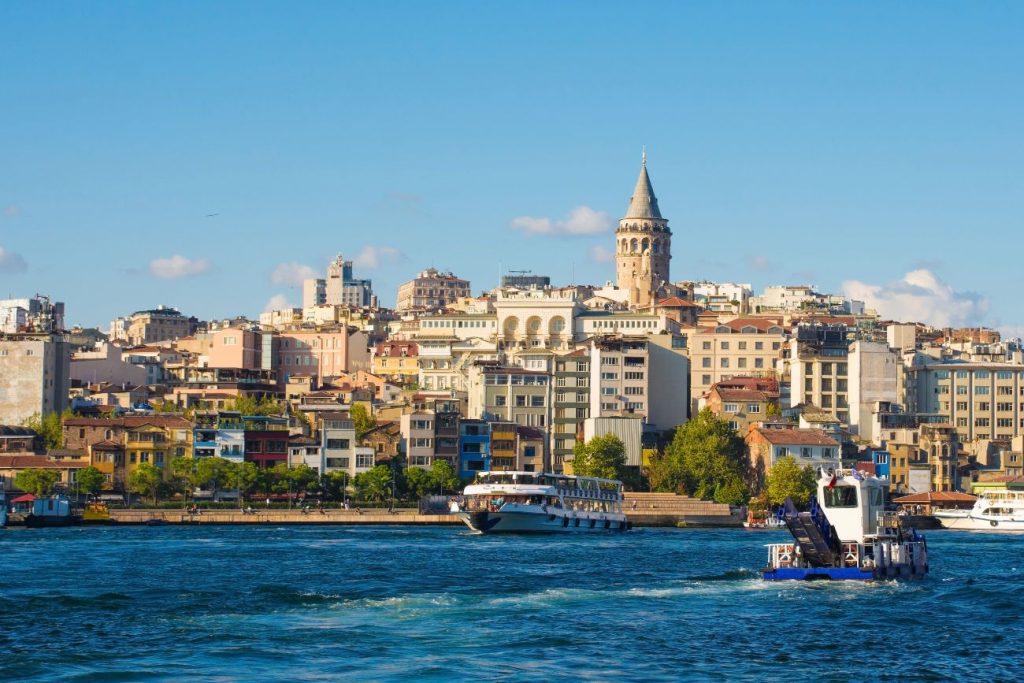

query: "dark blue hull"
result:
(762, 567), (874, 581)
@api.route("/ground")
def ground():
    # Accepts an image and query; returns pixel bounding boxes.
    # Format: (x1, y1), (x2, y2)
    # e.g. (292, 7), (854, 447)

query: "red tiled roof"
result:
(750, 427), (839, 447)
(0, 455), (87, 469)
(892, 492), (977, 504)
(657, 297), (703, 308)
(712, 387), (770, 402)
(64, 416), (192, 428)
(698, 318), (786, 334)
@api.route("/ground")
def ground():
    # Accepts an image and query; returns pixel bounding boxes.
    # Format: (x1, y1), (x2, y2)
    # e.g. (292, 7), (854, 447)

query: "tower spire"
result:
(624, 151), (661, 219)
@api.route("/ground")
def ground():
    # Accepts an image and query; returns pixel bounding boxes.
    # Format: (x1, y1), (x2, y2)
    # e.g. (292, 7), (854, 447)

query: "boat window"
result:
(822, 486), (858, 508)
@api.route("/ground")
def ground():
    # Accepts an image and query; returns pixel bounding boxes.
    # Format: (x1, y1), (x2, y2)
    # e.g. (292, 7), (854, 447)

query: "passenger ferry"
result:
(763, 468), (928, 580)
(938, 490), (1024, 531)
(452, 471), (629, 533)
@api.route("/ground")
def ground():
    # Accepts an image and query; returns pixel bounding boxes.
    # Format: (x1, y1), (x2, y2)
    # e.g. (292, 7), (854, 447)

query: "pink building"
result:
(206, 328), (262, 370)
(277, 328), (370, 384)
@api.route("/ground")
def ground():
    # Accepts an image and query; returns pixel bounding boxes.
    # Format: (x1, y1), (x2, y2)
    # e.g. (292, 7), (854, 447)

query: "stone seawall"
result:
(109, 509), (460, 525)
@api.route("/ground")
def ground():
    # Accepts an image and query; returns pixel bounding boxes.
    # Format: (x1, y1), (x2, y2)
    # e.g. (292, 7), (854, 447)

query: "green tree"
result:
(235, 461), (261, 497)
(764, 456), (818, 508)
(354, 465), (393, 503)
(572, 434), (627, 481)
(76, 466), (106, 496)
(351, 402), (376, 441)
(428, 459), (461, 496)
(127, 463), (165, 504)
(321, 471), (351, 501)
(195, 457), (236, 493)
(15, 468), (61, 496)
(226, 395), (282, 416)
(403, 466), (431, 500)
(288, 464), (320, 495)
(660, 409), (750, 505)
(22, 410), (70, 450)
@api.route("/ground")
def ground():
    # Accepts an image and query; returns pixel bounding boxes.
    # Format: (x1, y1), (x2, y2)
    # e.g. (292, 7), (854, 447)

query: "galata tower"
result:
(615, 151), (671, 307)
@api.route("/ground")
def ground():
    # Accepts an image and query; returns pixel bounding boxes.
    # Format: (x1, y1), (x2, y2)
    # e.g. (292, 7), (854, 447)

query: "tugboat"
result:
(452, 471), (629, 533)
(762, 468), (928, 581)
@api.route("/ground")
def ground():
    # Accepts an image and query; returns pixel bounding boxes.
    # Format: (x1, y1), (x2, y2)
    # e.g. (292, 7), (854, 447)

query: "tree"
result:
(235, 461), (261, 497)
(15, 468), (61, 496)
(227, 395), (282, 416)
(322, 471), (350, 501)
(351, 402), (376, 442)
(764, 456), (817, 508)
(572, 434), (627, 481)
(127, 463), (165, 504)
(288, 464), (320, 496)
(195, 457), (236, 493)
(428, 459), (460, 496)
(354, 465), (393, 502)
(76, 466), (106, 496)
(22, 410), (69, 450)
(403, 466), (431, 500)
(660, 409), (750, 505)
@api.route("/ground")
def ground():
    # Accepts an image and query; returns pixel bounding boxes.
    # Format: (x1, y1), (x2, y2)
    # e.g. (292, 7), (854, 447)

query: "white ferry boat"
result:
(763, 468), (929, 581)
(452, 471), (629, 533)
(938, 490), (1024, 531)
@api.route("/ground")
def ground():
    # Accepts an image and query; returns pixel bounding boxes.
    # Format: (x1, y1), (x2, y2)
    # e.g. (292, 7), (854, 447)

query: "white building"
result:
(847, 340), (901, 444)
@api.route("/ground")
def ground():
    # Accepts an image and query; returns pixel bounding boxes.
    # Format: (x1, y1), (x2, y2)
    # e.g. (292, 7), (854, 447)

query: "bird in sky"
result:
(205, 213), (219, 217)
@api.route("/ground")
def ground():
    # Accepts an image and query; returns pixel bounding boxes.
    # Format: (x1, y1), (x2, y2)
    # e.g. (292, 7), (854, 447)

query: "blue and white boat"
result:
(453, 471), (629, 533)
(763, 468), (928, 581)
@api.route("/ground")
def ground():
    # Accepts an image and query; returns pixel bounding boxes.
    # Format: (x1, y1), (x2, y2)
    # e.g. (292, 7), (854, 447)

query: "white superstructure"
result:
(453, 471), (629, 533)
(938, 490), (1024, 532)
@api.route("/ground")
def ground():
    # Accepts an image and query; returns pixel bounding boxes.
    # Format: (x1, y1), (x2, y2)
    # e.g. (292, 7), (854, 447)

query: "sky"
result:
(1, 2), (1022, 335)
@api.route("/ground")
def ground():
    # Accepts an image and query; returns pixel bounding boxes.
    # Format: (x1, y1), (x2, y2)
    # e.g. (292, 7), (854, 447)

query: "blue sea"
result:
(1, 525), (1021, 682)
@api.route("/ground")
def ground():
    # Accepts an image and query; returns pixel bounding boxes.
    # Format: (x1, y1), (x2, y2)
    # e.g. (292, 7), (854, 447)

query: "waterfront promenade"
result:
(103, 492), (743, 527)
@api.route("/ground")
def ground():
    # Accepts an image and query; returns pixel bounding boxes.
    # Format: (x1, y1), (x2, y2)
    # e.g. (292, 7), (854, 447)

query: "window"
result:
(702, 357), (711, 368)
(822, 486), (858, 508)
(720, 341), (729, 350)
(747, 404), (761, 413)
(738, 341), (747, 350)
(801, 447), (812, 458)
(602, 387), (616, 395)
(356, 452), (374, 468)
(720, 358), (729, 368)
(495, 396), (506, 406)
(530, 396), (544, 407)
(326, 439), (350, 450)
(624, 371), (644, 380)
(975, 418), (990, 427)
(724, 403), (739, 413)
(602, 357), (619, 365)
(702, 341), (712, 350)
(976, 386), (990, 395)
(515, 395), (527, 407)
(956, 401), (968, 410)
(326, 457), (349, 468)
(702, 375), (712, 385)
(956, 386), (968, 395)
(601, 372), (618, 380)
(412, 438), (432, 448)
(754, 358), (764, 369)
(624, 386), (644, 395)
(978, 402), (990, 411)
(754, 341), (764, 350)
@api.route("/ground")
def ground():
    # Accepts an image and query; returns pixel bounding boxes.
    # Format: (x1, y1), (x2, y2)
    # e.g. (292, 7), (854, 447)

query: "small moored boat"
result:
(938, 490), (1024, 532)
(452, 471), (629, 533)
(24, 496), (83, 528)
(762, 469), (928, 581)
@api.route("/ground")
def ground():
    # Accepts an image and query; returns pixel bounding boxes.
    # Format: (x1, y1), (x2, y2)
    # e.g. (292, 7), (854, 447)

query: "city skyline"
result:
(2, 3), (1021, 333)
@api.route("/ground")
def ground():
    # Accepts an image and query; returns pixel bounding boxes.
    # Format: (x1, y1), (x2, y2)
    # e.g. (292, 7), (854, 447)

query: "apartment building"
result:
(64, 416), (192, 490)
(847, 339), (900, 444)
(467, 364), (551, 430)
(746, 425), (840, 486)
(551, 350), (590, 469)
(372, 340), (419, 384)
(706, 385), (775, 436)
(905, 361), (1024, 442)
(114, 305), (193, 345)
(277, 327), (370, 384)
(789, 324), (850, 426)
(396, 268), (471, 312)
(690, 318), (785, 415)
(0, 332), (72, 424)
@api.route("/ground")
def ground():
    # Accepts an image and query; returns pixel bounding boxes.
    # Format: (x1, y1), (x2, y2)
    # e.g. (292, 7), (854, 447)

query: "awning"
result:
(11, 493), (36, 504)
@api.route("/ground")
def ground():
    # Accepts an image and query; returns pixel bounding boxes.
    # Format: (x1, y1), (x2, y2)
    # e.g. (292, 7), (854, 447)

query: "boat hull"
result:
(458, 510), (629, 534)
(24, 514), (83, 528)
(938, 515), (1024, 531)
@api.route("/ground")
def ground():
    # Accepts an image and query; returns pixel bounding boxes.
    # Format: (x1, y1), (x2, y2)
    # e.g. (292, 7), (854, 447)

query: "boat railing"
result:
(766, 543), (798, 568)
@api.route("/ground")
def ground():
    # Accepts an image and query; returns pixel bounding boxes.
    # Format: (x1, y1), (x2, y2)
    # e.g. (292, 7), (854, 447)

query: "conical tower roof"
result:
(623, 151), (662, 220)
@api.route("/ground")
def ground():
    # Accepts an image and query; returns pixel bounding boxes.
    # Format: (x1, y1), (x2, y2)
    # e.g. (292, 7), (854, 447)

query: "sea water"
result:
(0, 526), (1020, 682)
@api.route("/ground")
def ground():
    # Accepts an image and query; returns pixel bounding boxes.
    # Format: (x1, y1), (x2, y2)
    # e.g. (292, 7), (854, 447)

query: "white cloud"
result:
(353, 245), (402, 269)
(271, 261), (318, 287)
(3, 205), (21, 218)
(590, 245), (615, 263)
(149, 255), (211, 279)
(264, 294), (295, 312)
(841, 269), (988, 328)
(511, 205), (613, 236)
(0, 246), (27, 273)
(747, 255), (772, 272)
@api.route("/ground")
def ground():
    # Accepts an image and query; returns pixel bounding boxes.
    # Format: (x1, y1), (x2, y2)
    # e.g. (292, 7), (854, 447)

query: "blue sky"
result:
(1, 2), (1022, 333)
